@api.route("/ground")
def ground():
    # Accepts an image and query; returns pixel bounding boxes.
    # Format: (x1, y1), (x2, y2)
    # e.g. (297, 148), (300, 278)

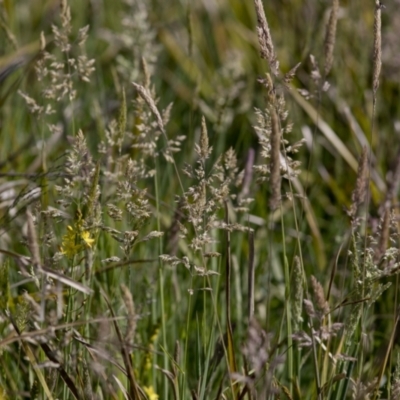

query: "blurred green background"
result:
(1, 0), (400, 397)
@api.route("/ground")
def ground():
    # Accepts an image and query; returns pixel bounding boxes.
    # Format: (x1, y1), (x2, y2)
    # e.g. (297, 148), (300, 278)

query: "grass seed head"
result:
(324, 0), (339, 77)
(373, 0), (383, 104)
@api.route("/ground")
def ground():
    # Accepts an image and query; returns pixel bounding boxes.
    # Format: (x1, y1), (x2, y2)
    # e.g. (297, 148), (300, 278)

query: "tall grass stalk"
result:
(154, 162), (169, 400)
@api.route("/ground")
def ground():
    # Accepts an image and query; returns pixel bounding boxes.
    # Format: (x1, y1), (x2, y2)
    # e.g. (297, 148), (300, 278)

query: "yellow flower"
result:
(81, 230), (95, 248)
(143, 386), (159, 400)
(61, 225), (81, 258)
(61, 223), (95, 258)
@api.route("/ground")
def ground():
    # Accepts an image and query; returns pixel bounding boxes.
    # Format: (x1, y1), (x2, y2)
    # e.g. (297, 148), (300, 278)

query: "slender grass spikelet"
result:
(310, 275), (329, 316)
(324, 0), (339, 77)
(376, 208), (390, 263)
(121, 284), (136, 346)
(372, 0), (383, 106)
(283, 62), (301, 86)
(26, 209), (40, 268)
(349, 146), (368, 223)
(60, 0), (71, 33)
(200, 116), (210, 160)
(15, 298), (30, 333)
(291, 256), (303, 331)
(264, 74), (282, 212)
(141, 56), (151, 89)
(253, 0), (279, 74)
(269, 104), (281, 211)
(85, 161), (101, 223)
(132, 82), (165, 134)
(117, 87), (127, 155)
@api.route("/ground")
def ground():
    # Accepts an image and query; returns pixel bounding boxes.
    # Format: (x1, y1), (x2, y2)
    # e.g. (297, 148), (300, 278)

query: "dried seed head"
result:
(269, 104), (281, 211)
(200, 116), (210, 160)
(372, 0), (383, 105)
(324, 0), (339, 77)
(303, 299), (316, 319)
(291, 256), (304, 330)
(132, 82), (165, 134)
(40, 31), (46, 51)
(141, 56), (151, 89)
(243, 318), (270, 375)
(375, 208), (390, 263)
(284, 62), (301, 85)
(311, 275), (329, 316)
(121, 284), (136, 346)
(15, 298), (31, 333)
(310, 54), (321, 85)
(77, 25), (90, 46)
(253, 0), (279, 74)
(349, 146), (368, 222)
(60, 0), (71, 30)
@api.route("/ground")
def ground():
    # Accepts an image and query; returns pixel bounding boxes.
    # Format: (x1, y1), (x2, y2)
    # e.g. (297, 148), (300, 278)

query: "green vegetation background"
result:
(0, 0), (400, 399)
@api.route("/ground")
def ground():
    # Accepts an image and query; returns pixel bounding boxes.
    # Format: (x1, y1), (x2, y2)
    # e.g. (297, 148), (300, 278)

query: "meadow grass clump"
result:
(0, 0), (400, 399)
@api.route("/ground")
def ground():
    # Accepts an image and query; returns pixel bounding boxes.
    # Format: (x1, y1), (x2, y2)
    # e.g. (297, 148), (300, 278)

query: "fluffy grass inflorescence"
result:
(0, 0), (400, 399)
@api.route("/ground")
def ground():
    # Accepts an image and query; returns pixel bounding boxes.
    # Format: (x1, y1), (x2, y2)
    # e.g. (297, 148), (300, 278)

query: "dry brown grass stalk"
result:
(324, 0), (339, 77)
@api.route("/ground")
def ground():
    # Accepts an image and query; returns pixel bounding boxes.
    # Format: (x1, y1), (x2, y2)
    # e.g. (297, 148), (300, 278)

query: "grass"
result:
(1, 0), (400, 399)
